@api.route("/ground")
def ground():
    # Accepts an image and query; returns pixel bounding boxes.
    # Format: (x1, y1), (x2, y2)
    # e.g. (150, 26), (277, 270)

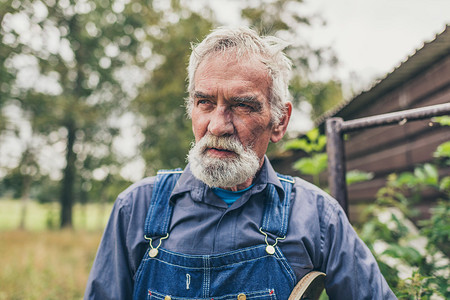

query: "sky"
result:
(212, 0), (450, 95)
(303, 0), (450, 91)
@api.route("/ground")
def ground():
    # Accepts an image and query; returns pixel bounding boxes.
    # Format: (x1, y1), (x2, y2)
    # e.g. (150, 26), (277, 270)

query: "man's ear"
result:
(270, 102), (292, 143)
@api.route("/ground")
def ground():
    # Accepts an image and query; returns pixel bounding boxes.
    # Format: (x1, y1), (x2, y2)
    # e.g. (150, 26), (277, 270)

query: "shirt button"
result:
(237, 293), (246, 300)
(164, 296), (171, 300)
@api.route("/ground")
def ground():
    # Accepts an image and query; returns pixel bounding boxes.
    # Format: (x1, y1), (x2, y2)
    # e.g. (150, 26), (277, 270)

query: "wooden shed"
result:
(272, 25), (450, 221)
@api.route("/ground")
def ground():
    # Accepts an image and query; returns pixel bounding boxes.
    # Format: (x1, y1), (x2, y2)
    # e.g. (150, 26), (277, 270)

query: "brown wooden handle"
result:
(288, 271), (326, 300)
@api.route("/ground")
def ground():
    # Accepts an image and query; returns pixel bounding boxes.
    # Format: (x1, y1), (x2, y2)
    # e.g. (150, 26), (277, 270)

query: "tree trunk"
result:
(60, 121), (77, 228)
(19, 175), (31, 230)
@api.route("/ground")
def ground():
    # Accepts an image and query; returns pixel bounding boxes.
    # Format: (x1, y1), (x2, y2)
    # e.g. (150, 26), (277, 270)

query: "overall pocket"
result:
(147, 289), (278, 300)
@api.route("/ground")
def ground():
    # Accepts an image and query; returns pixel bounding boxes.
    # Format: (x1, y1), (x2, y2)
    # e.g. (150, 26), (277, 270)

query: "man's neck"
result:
(219, 177), (255, 192)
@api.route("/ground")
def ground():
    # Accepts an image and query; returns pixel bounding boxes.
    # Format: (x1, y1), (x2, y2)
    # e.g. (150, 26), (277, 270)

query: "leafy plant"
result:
(287, 128), (328, 186)
(357, 144), (450, 299)
(395, 271), (436, 300)
(287, 128), (373, 188)
(432, 116), (450, 126)
(346, 170), (374, 185)
(285, 128), (327, 153)
(293, 153), (328, 186)
(288, 124), (450, 298)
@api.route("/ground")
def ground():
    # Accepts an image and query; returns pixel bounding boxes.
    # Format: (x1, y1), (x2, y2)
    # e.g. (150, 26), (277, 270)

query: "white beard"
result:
(187, 134), (261, 188)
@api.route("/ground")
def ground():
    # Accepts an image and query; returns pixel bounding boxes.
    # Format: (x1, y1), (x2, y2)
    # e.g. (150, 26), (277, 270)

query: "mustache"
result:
(196, 134), (245, 154)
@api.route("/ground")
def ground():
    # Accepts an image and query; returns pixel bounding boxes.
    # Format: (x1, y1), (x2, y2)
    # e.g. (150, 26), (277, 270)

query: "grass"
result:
(0, 230), (102, 300)
(0, 199), (113, 231)
(0, 199), (112, 299)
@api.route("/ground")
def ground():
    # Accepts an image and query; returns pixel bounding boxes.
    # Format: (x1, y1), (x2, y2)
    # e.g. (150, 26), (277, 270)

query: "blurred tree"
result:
(290, 78), (342, 120)
(132, 2), (213, 174)
(241, 0), (343, 121)
(15, 146), (39, 229)
(0, 0), (16, 133)
(0, 0), (161, 227)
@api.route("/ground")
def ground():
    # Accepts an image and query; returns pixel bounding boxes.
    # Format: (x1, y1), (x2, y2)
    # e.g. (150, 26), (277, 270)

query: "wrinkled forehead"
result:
(195, 50), (272, 83)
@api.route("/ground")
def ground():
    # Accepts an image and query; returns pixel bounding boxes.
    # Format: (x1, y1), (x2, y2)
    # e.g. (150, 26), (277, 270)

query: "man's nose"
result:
(208, 106), (234, 136)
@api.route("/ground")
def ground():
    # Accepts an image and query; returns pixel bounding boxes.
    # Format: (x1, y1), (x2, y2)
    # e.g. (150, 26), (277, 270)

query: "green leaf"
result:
(414, 164), (438, 186)
(432, 115), (450, 126)
(439, 176), (450, 192)
(313, 135), (327, 152)
(396, 172), (418, 187)
(293, 153), (328, 175)
(285, 139), (312, 152)
(434, 141), (450, 158)
(382, 244), (422, 264)
(306, 128), (320, 142)
(346, 170), (374, 185)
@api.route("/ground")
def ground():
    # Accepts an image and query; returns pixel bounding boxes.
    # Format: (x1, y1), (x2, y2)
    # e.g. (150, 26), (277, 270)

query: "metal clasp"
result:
(259, 228), (285, 255)
(144, 233), (169, 257)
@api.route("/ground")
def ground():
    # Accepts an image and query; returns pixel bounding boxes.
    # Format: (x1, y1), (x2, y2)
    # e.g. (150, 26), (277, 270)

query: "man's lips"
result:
(206, 147), (236, 157)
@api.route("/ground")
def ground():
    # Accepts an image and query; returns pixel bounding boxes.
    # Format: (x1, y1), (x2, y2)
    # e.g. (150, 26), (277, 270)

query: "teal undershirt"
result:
(212, 184), (255, 207)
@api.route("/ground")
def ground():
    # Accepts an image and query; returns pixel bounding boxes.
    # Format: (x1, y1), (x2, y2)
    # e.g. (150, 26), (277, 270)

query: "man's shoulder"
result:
(290, 176), (342, 218)
(291, 176), (330, 198)
(116, 176), (157, 203)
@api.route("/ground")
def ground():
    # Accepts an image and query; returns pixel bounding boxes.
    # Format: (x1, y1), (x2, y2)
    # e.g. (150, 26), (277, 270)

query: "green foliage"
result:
(432, 115), (450, 126)
(293, 153), (328, 176)
(357, 141), (450, 299)
(395, 271), (436, 300)
(439, 176), (450, 192)
(287, 127), (450, 298)
(432, 116), (450, 167)
(420, 201), (450, 256)
(290, 78), (343, 120)
(375, 163), (444, 218)
(434, 141), (450, 164)
(288, 129), (327, 186)
(382, 244), (423, 266)
(288, 128), (373, 188)
(420, 203), (449, 300)
(285, 128), (327, 152)
(346, 170), (374, 185)
(0, 0), (161, 227)
(133, 8), (212, 174)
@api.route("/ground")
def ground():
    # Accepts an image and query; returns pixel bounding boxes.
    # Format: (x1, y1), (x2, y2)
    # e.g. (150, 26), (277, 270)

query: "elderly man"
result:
(85, 27), (396, 299)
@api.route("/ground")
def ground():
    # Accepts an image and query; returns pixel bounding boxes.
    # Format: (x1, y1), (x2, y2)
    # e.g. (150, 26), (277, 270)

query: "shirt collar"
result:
(253, 155), (287, 202)
(170, 155), (287, 203)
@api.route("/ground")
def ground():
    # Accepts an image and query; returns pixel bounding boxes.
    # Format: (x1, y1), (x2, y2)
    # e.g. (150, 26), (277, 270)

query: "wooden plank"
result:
(347, 177), (387, 201)
(350, 56), (450, 119)
(346, 130), (450, 173)
(345, 121), (448, 158)
(347, 166), (450, 205)
(349, 92), (450, 148)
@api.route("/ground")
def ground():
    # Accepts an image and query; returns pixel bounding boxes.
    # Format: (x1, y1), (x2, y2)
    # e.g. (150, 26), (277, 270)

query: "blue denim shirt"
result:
(84, 157), (396, 299)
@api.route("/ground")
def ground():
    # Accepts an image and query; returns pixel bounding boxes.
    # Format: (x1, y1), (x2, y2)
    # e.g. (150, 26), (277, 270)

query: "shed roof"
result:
(316, 24), (450, 125)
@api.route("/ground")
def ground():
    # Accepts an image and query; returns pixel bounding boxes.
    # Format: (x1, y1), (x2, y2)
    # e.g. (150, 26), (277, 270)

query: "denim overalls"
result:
(133, 169), (296, 299)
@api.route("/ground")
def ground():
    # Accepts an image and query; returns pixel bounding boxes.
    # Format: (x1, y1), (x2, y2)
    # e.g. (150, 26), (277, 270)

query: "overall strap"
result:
(261, 173), (295, 238)
(144, 168), (183, 237)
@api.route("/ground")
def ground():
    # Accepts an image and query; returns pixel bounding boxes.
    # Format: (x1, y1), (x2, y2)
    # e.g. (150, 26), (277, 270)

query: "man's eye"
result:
(197, 99), (211, 105)
(236, 103), (249, 107)
(234, 103), (254, 111)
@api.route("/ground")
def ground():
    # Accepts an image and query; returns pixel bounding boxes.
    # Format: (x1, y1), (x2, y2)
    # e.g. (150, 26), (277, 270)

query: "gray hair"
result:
(186, 26), (292, 124)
